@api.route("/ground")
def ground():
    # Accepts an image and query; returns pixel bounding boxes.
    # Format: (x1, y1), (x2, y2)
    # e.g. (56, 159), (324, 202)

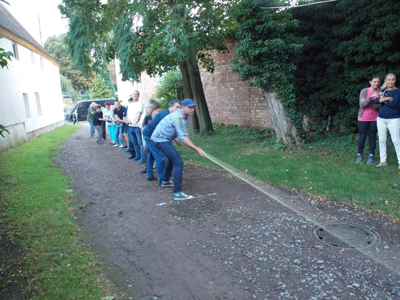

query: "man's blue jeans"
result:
(144, 136), (172, 182)
(155, 141), (183, 193)
(88, 120), (94, 137)
(115, 124), (124, 146)
(128, 126), (143, 160)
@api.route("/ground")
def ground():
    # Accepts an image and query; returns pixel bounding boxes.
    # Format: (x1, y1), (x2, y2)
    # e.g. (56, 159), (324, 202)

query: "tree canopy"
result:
(44, 35), (93, 91)
(59, 0), (235, 133)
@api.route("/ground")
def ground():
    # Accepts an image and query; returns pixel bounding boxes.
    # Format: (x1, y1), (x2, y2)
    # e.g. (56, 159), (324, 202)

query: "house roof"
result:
(0, 2), (60, 67)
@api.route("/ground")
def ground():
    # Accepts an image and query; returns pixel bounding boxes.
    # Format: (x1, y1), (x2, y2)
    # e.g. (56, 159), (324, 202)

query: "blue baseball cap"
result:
(181, 99), (196, 107)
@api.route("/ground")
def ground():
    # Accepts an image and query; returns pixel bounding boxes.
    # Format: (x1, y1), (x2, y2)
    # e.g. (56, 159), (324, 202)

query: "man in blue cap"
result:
(151, 99), (206, 200)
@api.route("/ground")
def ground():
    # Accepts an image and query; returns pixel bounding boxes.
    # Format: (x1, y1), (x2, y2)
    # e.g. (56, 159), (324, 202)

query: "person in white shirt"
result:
(126, 90), (145, 163)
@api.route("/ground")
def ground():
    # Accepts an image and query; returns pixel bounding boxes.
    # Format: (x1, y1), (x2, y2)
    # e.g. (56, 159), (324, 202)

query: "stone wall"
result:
(199, 43), (272, 129)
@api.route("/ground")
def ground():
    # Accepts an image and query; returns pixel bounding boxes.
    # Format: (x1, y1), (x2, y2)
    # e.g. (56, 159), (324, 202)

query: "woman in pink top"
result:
(356, 75), (381, 164)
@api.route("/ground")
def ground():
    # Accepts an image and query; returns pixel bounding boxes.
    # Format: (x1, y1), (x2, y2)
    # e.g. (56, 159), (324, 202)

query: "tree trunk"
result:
(183, 46), (213, 134)
(179, 61), (199, 131)
(264, 91), (301, 147)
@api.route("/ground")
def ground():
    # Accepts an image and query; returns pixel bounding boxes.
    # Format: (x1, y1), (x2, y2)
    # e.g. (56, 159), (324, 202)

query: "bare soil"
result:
(58, 124), (400, 300)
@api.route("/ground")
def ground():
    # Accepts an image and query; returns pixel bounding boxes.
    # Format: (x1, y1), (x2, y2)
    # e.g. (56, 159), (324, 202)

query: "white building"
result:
(0, 3), (64, 152)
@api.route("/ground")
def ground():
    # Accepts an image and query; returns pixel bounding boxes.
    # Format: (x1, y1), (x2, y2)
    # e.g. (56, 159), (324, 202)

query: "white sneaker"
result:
(173, 192), (193, 201)
(113, 144), (120, 147)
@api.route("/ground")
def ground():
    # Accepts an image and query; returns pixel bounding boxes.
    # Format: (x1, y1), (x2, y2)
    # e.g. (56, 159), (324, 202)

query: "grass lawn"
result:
(178, 125), (400, 220)
(0, 125), (125, 299)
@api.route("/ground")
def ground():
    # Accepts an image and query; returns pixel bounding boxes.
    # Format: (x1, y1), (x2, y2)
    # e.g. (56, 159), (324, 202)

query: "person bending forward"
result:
(151, 99), (205, 200)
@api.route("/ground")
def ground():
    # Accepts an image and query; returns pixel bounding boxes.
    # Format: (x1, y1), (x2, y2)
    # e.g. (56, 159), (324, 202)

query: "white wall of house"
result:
(115, 58), (137, 106)
(0, 36), (64, 152)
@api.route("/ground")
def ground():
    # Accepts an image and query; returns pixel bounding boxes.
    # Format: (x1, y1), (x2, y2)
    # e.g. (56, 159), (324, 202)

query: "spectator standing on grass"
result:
(356, 75), (381, 164)
(143, 100), (181, 183)
(151, 99), (206, 200)
(103, 102), (117, 146)
(87, 102), (96, 137)
(114, 100), (126, 148)
(374, 73), (400, 169)
(93, 105), (106, 144)
(126, 90), (145, 163)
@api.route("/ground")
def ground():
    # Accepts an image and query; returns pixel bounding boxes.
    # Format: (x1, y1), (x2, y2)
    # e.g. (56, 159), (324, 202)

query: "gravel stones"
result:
(167, 197), (223, 218)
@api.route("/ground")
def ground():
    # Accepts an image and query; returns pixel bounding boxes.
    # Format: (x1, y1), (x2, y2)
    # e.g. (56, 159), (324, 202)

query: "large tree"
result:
(59, 0), (234, 134)
(44, 34), (93, 91)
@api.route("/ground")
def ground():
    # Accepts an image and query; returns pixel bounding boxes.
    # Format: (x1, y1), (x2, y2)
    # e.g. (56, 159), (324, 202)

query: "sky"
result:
(4, 0), (68, 46)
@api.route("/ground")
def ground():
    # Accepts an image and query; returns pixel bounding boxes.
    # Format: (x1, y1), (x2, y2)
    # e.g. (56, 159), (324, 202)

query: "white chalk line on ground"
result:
(204, 152), (400, 275)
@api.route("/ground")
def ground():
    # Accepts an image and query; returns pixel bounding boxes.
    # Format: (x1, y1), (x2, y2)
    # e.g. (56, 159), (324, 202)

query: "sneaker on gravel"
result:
(355, 153), (362, 164)
(121, 145), (128, 149)
(173, 192), (193, 201)
(140, 169), (147, 174)
(161, 180), (174, 187)
(366, 154), (374, 165)
(147, 176), (157, 181)
(113, 143), (120, 147)
(376, 162), (387, 168)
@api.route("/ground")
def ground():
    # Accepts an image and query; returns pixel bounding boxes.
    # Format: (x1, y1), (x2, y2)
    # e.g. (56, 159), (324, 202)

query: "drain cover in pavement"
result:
(168, 198), (223, 218)
(311, 221), (381, 249)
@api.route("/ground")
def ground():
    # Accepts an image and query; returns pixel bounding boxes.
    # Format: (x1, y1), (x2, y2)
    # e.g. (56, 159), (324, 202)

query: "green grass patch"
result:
(179, 124), (400, 219)
(0, 126), (123, 299)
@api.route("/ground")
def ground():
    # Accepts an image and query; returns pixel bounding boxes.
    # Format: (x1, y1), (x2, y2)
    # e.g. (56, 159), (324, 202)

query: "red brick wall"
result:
(199, 43), (272, 129)
(135, 43), (272, 128)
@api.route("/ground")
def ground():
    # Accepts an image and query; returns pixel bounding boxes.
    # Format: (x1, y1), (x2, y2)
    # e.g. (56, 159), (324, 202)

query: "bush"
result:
(154, 70), (183, 108)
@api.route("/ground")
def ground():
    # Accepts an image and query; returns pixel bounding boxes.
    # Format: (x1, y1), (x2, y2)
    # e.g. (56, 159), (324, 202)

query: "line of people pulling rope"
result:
(88, 90), (206, 201)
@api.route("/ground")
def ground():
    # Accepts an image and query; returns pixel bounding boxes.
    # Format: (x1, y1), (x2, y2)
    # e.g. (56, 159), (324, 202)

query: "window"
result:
(12, 43), (19, 60)
(35, 92), (42, 116)
(30, 51), (35, 66)
(23, 93), (31, 118)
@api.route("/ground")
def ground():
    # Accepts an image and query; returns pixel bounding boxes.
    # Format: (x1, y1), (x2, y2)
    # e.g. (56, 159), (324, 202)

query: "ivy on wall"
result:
(230, 0), (400, 135)
(229, 0), (306, 139)
(292, 0), (400, 133)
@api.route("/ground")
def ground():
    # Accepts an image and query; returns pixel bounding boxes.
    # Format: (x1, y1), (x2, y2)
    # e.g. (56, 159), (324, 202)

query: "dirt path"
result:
(58, 124), (400, 300)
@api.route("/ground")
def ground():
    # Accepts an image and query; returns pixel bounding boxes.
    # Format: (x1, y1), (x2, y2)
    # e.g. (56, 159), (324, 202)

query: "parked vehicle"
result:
(65, 98), (116, 121)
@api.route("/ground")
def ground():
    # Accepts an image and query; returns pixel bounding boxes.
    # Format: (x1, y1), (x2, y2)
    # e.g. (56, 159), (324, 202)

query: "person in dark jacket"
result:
(374, 73), (400, 169)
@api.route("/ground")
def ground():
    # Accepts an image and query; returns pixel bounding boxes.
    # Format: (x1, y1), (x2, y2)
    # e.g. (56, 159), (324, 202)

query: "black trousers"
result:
(357, 121), (377, 155)
(101, 121), (106, 140)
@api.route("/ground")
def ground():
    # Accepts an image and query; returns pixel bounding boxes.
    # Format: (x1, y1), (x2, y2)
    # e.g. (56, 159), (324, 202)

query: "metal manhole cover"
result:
(311, 221), (381, 249)
(168, 198), (223, 218)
